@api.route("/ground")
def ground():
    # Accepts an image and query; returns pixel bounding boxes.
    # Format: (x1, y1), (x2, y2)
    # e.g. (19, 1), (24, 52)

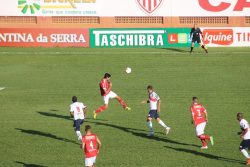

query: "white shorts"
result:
(195, 122), (206, 136)
(85, 156), (96, 167)
(103, 91), (117, 104)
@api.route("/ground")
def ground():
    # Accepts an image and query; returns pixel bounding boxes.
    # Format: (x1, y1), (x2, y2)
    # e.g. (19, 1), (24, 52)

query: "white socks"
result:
(76, 131), (82, 140)
(241, 149), (250, 159)
(158, 120), (168, 128)
(147, 121), (153, 132)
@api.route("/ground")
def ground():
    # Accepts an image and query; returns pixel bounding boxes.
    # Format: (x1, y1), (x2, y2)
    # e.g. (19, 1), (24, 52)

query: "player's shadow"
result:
(15, 128), (79, 145)
(164, 146), (245, 165)
(92, 121), (200, 148)
(15, 161), (47, 167)
(162, 48), (187, 53)
(37, 111), (108, 122)
(37, 111), (71, 121)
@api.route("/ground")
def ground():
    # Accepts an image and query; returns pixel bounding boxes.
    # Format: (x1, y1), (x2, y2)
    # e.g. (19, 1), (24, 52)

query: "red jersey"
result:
(190, 103), (207, 126)
(99, 78), (111, 96)
(82, 134), (98, 158)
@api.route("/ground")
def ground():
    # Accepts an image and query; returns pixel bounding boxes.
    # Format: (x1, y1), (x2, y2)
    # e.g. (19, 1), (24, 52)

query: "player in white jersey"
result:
(70, 96), (87, 141)
(237, 113), (250, 165)
(142, 85), (171, 136)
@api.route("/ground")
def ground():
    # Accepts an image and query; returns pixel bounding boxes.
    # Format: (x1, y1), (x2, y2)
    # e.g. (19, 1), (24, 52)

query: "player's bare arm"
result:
(82, 141), (85, 153)
(141, 100), (149, 104)
(190, 107), (194, 124)
(240, 128), (248, 139)
(70, 112), (74, 118)
(191, 113), (194, 124)
(96, 136), (101, 150)
(83, 107), (87, 116)
(157, 100), (161, 112)
(204, 110), (208, 123)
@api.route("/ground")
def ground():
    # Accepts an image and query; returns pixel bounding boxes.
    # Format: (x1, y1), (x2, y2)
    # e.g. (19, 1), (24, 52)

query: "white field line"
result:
(0, 87), (5, 91)
(0, 51), (249, 55)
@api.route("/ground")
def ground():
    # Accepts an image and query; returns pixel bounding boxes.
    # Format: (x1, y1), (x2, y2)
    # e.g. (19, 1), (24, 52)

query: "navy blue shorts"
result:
(148, 110), (159, 119)
(240, 139), (250, 150)
(192, 37), (201, 44)
(73, 119), (84, 131)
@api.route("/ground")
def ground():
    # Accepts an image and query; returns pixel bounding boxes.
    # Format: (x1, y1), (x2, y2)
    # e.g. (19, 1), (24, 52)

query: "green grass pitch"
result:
(0, 47), (250, 167)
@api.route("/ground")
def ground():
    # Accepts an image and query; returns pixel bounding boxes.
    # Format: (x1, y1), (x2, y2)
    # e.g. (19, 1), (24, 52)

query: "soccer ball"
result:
(125, 67), (132, 74)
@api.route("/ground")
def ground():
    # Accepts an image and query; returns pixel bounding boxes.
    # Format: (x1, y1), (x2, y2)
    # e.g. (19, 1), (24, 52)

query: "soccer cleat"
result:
(247, 158), (250, 165)
(125, 107), (131, 111)
(201, 146), (208, 150)
(93, 111), (97, 119)
(166, 127), (171, 135)
(205, 49), (208, 53)
(210, 136), (214, 146)
(147, 131), (154, 137)
(78, 136), (82, 141)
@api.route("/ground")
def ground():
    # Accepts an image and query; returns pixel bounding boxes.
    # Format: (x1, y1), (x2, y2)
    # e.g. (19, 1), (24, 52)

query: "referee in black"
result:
(190, 24), (208, 53)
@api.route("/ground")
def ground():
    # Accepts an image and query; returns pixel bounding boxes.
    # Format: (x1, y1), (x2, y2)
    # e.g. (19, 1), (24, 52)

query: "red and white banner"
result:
(201, 27), (250, 47)
(0, 28), (89, 47)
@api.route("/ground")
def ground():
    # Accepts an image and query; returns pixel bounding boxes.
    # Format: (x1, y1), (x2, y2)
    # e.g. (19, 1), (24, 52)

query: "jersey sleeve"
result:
(100, 81), (107, 91)
(154, 93), (160, 101)
(198, 28), (202, 34)
(81, 103), (87, 109)
(69, 104), (74, 112)
(240, 120), (248, 130)
(190, 28), (194, 34)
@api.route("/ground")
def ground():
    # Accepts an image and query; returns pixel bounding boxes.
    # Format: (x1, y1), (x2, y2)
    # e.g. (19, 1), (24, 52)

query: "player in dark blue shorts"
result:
(190, 24), (208, 54)
(142, 85), (171, 136)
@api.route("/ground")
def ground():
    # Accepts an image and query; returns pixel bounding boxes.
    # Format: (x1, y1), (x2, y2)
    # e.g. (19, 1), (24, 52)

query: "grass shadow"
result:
(162, 48), (188, 53)
(15, 161), (47, 167)
(91, 121), (200, 148)
(15, 128), (79, 145)
(37, 111), (108, 122)
(164, 145), (245, 165)
(37, 111), (71, 121)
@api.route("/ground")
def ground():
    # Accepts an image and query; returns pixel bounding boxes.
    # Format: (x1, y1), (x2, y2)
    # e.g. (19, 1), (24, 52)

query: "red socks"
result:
(117, 96), (127, 109)
(198, 135), (210, 147)
(199, 134), (210, 140)
(201, 139), (207, 147)
(95, 97), (127, 114)
(95, 105), (107, 113)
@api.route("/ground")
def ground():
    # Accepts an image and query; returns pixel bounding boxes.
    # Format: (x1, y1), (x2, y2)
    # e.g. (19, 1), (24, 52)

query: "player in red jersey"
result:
(82, 125), (101, 167)
(93, 73), (131, 119)
(190, 97), (214, 149)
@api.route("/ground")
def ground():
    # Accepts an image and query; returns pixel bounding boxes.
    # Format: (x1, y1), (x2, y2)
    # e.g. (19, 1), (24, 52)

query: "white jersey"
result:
(148, 91), (160, 110)
(70, 102), (86, 120)
(240, 119), (250, 140)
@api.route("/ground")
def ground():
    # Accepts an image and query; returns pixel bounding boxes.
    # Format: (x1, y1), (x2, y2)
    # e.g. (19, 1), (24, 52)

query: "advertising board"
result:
(0, 28), (89, 47)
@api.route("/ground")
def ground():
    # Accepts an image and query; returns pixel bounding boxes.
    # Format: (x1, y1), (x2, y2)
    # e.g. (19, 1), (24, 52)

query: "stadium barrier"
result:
(0, 27), (249, 47)
(0, 28), (89, 47)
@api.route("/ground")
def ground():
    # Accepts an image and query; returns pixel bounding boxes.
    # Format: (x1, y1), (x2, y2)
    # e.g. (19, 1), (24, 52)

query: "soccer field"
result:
(0, 47), (250, 167)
